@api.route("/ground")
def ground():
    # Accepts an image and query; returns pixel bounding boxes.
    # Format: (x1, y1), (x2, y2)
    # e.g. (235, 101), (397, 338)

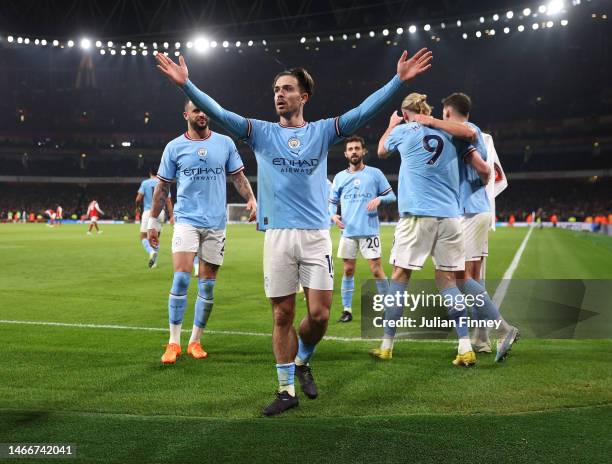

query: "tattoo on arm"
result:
(151, 181), (170, 217)
(231, 172), (255, 201)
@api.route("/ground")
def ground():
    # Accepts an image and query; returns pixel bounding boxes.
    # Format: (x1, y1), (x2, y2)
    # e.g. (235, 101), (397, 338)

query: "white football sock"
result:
(169, 323), (182, 345)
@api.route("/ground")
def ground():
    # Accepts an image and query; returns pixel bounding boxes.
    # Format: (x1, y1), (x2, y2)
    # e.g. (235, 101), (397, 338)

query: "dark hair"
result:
(184, 98), (192, 110)
(149, 166), (157, 176)
(442, 92), (472, 117)
(344, 135), (366, 149)
(272, 67), (315, 97)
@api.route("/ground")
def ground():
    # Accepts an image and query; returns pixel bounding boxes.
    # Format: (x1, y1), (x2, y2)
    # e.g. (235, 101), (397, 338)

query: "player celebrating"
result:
(149, 101), (256, 365)
(135, 168), (174, 268)
(437, 92), (518, 361)
(86, 200), (104, 234)
(329, 135), (396, 322)
(44, 208), (57, 227)
(156, 47), (432, 415)
(56, 205), (63, 226)
(376, 93), (490, 366)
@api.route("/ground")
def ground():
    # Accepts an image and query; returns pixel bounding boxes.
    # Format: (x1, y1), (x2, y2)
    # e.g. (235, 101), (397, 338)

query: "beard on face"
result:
(349, 154), (363, 165)
(189, 117), (208, 131)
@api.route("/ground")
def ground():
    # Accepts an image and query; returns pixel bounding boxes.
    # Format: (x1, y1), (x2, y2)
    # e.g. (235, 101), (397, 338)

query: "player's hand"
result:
(156, 53), (189, 86)
(148, 228), (160, 248)
(396, 48), (433, 82)
(413, 114), (434, 126)
(331, 215), (345, 229)
(246, 198), (257, 222)
(169, 215), (175, 225)
(367, 197), (381, 211)
(388, 111), (403, 128)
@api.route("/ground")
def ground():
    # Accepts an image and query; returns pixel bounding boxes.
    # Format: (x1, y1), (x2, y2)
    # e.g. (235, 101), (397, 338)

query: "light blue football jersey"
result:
(138, 177), (172, 211)
(157, 131), (244, 229)
(385, 122), (472, 218)
(245, 118), (342, 230)
(330, 166), (392, 237)
(459, 122), (490, 214)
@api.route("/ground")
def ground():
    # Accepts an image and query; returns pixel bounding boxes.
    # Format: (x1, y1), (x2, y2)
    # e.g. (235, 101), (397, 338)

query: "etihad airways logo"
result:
(272, 157), (319, 174)
(182, 166), (225, 176)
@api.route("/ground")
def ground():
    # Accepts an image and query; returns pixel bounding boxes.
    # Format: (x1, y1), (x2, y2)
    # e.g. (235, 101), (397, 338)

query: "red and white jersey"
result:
(87, 201), (103, 218)
(56, 206), (63, 218)
(44, 209), (56, 219)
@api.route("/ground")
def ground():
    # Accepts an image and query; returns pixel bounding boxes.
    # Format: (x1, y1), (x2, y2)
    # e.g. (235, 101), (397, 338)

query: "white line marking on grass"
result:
(492, 226), (534, 308)
(0, 320), (453, 343)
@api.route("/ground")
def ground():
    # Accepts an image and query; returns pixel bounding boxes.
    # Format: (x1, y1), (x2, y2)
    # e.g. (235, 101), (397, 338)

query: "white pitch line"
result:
(0, 319), (453, 343)
(492, 226), (534, 308)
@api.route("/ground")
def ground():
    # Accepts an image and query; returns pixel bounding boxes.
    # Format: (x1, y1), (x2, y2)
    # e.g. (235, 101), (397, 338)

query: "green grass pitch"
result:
(1, 224), (611, 463)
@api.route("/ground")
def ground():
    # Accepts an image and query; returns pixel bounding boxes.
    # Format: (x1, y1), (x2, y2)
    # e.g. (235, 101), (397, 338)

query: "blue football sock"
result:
(441, 286), (469, 339)
(194, 279), (215, 328)
(296, 337), (316, 365)
(341, 276), (354, 309)
(276, 362), (295, 391)
(375, 278), (390, 295)
(463, 278), (501, 321)
(141, 238), (153, 254)
(168, 272), (190, 325)
(383, 280), (407, 339)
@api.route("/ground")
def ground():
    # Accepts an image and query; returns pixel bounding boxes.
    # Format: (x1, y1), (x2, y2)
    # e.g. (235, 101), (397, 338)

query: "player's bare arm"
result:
(413, 114), (477, 142)
(378, 112), (404, 158)
(231, 171), (257, 222)
(148, 180), (170, 247)
(165, 197), (175, 225)
(135, 192), (143, 218)
(466, 150), (491, 185)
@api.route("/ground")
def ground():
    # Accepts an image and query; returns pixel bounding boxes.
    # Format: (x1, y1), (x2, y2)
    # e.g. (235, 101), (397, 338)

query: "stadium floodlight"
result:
(493, 14), (499, 21)
(300, 36), (306, 43)
(107, 41), (113, 47)
(547, 0), (564, 15)
(100, 49), (105, 55)
(24, 38), (30, 44)
(131, 49), (137, 55)
(17, 37), (23, 43)
(142, 50), (148, 56)
(456, 19), (462, 26)
(547, 20), (554, 27)
(489, 29), (496, 35)
(396, 27), (404, 34)
(532, 23), (540, 29)
(409, 25), (417, 33)
(424, 24), (431, 31)
(462, 32), (468, 39)
(110, 49), (116, 55)
(95, 40), (102, 48)
(316, 36), (321, 42)
(538, 5), (547, 14)
(328, 35), (334, 41)
(369, 30), (375, 37)
(440, 22), (446, 28)
(120, 49), (126, 55)
(222, 40), (229, 48)
(572, 0), (580, 4)
(560, 19), (569, 26)
(248, 40), (253, 46)
(186, 41), (193, 48)
(139, 42), (145, 48)
(210, 41), (217, 48)
(163, 41), (169, 49)
(194, 37), (210, 53)
(152, 42), (157, 49)
(504, 26), (510, 33)
(235, 41), (241, 47)
(80, 38), (91, 49)
(175, 42), (181, 49)
(8, 35), (14, 43)
(518, 24), (525, 31)
(475, 31), (482, 38)
(342, 33), (348, 40)
(523, 8), (532, 16)
(126, 41), (132, 47)
(506, 11), (514, 19)
(355, 32), (361, 39)
(262, 39), (267, 45)
(382, 28), (389, 36)
(34, 38), (40, 45)
(174, 51), (180, 57)
(121, 142), (131, 147)
(480, 16), (485, 23)
(53, 39), (59, 46)
(41, 39), (47, 46)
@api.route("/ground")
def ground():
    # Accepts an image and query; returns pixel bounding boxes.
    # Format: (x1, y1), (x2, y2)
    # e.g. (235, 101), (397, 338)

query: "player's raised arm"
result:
(337, 49), (433, 137)
(378, 111), (404, 158)
(413, 114), (476, 142)
(155, 54), (249, 139)
(466, 149), (491, 186)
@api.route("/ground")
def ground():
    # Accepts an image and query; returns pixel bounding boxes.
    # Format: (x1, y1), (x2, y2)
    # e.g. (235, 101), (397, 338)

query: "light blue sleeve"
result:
(182, 80), (249, 139)
(375, 169), (396, 203)
(157, 144), (176, 182)
(384, 125), (405, 153)
(137, 181), (145, 194)
(329, 174), (342, 215)
(225, 138), (245, 175)
(337, 75), (403, 136)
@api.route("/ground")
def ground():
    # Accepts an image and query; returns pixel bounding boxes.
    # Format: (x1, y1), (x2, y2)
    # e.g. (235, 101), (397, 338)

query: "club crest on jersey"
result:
(287, 137), (301, 150)
(353, 179), (361, 186)
(197, 148), (208, 158)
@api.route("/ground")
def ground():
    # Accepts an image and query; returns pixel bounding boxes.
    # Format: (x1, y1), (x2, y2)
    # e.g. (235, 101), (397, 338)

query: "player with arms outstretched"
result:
(136, 168), (174, 268)
(156, 47), (432, 415)
(329, 135), (396, 322)
(150, 100), (256, 364)
(86, 200), (104, 235)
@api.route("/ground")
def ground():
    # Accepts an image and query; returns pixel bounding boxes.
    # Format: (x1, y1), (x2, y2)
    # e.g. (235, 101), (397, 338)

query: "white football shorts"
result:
(171, 223), (226, 266)
(140, 209), (166, 233)
(337, 235), (382, 260)
(461, 212), (490, 261)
